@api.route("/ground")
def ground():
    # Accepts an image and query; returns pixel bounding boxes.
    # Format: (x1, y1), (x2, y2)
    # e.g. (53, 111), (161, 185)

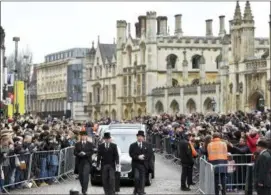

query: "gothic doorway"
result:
(248, 91), (264, 111)
(155, 101), (164, 114)
(186, 99), (196, 113)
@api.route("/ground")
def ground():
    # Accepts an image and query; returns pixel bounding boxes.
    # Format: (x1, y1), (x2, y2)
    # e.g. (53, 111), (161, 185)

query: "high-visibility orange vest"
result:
(207, 138), (228, 161)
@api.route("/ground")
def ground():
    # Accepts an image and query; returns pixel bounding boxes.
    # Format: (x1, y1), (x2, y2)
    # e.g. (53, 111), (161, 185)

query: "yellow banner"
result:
(14, 81), (25, 115)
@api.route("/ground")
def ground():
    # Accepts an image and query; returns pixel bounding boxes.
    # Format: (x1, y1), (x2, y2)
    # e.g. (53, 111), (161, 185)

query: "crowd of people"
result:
(142, 111), (271, 195)
(0, 110), (271, 195)
(0, 116), (82, 192)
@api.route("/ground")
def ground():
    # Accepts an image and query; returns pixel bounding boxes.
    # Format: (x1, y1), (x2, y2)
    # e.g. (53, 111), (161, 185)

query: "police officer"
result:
(129, 130), (151, 195)
(74, 131), (94, 195)
(97, 132), (120, 195)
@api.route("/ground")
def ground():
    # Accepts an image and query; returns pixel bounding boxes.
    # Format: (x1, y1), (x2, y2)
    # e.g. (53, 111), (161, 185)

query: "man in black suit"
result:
(97, 132), (120, 195)
(179, 132), (194, 191)
(129, 130), (151, 195)
(74, 131), (94, 195)
(254, 139), (271, 195)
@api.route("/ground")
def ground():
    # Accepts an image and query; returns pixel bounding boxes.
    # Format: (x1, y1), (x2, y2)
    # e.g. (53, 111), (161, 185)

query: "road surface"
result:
(9, 154), (197, 194)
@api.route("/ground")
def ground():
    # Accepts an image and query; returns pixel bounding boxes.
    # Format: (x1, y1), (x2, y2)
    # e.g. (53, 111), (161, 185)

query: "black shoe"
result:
(190, 182), (196, 185)
(180, 187), (191, 191)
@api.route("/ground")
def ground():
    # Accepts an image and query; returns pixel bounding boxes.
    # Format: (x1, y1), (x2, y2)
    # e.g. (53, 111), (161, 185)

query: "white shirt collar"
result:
(260, 149), (267, 155)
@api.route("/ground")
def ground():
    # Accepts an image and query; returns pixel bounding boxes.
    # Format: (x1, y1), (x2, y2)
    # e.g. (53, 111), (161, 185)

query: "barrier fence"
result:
(1, 146), (75, 194)
(148, 133), (255, 194)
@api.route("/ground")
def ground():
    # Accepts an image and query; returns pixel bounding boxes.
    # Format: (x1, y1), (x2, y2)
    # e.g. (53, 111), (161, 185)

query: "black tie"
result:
(139, 143), (142, 149)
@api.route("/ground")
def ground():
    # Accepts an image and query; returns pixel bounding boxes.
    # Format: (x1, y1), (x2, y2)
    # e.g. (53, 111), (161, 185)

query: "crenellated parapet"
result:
(116, 20), (127, 28)
(146, 11), (157, 19)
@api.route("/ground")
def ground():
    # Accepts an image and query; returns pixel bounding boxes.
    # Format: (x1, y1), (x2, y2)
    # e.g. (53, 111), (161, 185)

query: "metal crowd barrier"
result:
(1, 147), (75, 194)
(149, 133), (200, 182)
(197, 154), (254, 194)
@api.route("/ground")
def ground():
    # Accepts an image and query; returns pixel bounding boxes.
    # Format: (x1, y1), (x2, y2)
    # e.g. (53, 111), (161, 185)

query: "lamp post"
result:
(211, 97), (216, 112)
(23, 55), (31, 114)
(13, 36), (20, 116)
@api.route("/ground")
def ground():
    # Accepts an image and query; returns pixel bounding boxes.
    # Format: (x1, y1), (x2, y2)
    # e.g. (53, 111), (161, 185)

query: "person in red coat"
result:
(245, 128), (260, 154)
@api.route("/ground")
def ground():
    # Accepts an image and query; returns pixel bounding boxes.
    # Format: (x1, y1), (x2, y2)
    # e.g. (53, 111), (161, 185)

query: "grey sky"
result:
(2, 1), (270, 64)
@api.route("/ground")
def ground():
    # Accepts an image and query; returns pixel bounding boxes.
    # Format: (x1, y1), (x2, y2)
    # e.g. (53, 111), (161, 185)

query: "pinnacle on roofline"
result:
(243, 1), (253, 21)
(233, 1), (242, 21)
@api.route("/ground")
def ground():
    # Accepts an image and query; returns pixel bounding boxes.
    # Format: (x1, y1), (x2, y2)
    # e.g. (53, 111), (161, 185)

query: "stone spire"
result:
(243, 1), (253, 21)
(233, 1), (242, 21)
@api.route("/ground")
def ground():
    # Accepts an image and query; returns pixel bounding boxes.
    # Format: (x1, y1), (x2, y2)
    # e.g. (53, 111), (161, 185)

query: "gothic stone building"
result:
(151, 1), (269, 115)
(87, 1), (269, 120)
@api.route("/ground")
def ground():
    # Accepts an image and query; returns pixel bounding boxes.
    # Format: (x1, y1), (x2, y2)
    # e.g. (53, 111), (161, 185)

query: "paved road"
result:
(10, 154), (197, 194)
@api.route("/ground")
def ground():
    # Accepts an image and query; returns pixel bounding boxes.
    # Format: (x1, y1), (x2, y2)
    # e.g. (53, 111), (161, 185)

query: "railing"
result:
(197, 156), (255, 194)
(148, 133), (255, 194)
(1, 146), (75, 194)
(148, 133), (200, 184)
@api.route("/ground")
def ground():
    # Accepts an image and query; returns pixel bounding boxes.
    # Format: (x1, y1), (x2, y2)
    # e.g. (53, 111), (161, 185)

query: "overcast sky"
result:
(2, 1), (270, 64)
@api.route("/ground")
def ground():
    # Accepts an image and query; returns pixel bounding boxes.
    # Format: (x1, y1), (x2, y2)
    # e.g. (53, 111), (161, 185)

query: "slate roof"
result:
(98, 43), (116, 64)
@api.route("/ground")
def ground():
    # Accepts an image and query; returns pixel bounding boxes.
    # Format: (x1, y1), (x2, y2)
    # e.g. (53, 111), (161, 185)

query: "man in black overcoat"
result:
(129, 130), (151, 195)
(179, 133), (194, 191)
(96, 132), (120, 195)
(254, 139), (271, 195)
(74, 131), (94, 195)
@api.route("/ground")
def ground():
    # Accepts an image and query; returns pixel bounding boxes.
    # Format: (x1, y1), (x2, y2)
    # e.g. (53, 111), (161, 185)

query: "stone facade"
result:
(87, 1), (270, 120)
(152, 1), (270, 115)
(36, 59), (69, 117)
(86, 40), (118, 120)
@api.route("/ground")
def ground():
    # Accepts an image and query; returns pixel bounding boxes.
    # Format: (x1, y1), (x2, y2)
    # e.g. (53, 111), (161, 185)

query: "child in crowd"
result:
(227, 153), (236, 192)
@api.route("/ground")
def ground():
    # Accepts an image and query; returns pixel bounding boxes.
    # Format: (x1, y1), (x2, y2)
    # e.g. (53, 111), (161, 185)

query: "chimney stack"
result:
(219, 15), (226, 37)
(205, 19), (213, 37)
(157, 16), (167, 36)
(135, 23), (140, 38)
(174, 14), (183, 37)
(138, 16), (147, 37)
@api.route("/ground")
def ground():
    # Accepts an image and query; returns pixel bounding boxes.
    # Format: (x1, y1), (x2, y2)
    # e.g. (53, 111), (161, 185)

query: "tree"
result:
(6, 47), (33, 82)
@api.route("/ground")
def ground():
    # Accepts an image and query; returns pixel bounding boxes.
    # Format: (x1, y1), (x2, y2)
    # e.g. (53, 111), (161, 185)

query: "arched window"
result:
(140, 43), (146, 64)
(192, 54), (201, 69)
(166, 54), (178, 69)
(127, 46), (132, 66)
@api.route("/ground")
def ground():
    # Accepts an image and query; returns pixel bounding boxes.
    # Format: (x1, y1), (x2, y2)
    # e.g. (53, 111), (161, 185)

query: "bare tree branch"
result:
(6, 48), (33, 82)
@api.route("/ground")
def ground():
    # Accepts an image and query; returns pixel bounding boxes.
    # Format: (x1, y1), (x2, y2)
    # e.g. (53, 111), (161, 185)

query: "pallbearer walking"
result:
(74, 131), (94, 195)
(97, 132), (120, 195)
(129, 130), (151, 195)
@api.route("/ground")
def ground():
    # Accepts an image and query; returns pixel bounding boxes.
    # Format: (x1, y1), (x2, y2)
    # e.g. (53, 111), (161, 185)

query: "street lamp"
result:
(211, 98), (216, 112)
(13, 36), (20, 116)
(23, 55), (31, 113)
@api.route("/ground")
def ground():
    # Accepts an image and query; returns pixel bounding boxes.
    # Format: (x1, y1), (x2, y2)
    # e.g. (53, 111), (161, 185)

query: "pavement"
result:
(8, 154), (198, 194)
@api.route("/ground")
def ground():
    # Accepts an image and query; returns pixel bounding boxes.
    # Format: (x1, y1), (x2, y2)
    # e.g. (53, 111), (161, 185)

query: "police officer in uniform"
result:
(97, 132), (120, 195)
(74, 131), (94, 195)
(129, 130), (151, 195)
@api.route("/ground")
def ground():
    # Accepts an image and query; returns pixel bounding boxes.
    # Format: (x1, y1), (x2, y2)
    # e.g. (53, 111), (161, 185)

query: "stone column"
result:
(182, 50), (189, 84)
